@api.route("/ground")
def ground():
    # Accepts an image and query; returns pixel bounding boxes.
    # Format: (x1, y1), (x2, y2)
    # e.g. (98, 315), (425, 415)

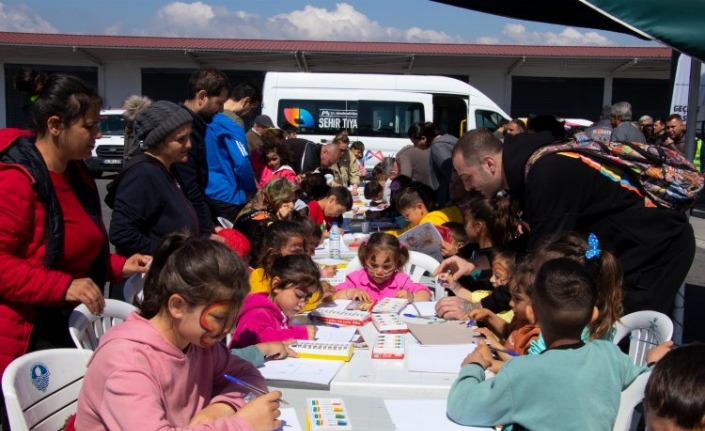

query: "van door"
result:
(432, 95), (468, 137)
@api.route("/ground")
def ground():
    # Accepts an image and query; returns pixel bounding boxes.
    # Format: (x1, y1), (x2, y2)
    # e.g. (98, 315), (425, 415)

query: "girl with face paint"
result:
(75, 232), (283, 431)
(334, 233), (432, 303)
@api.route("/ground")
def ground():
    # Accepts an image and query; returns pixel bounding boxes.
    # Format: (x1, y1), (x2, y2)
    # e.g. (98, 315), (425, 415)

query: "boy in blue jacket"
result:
(447, 258), (670, 431)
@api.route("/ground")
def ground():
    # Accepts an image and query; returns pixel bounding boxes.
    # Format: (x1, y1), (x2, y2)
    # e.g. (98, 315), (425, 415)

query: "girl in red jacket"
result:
(0, 71), (149, 391)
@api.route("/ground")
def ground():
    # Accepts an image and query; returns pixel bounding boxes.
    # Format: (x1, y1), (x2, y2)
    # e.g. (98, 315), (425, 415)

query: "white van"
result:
(261, 72), (510, 169)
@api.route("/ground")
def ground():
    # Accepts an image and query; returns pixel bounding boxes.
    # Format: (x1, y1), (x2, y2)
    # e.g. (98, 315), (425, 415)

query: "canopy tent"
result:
(432, 0), (705, 62)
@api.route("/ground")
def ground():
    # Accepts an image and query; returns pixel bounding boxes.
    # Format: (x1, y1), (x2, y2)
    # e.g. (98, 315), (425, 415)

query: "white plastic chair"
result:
(612, 372), (651, 431)
(345, 250), (441, 298)
(68, 299), (137, 350)
(613, 310), (673, 366)
(2, 348), (93, 431)
(122, 272), (145, 305)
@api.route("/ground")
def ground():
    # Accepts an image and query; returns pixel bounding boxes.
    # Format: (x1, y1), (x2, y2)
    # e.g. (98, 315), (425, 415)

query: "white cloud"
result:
(147, 2), (463, 43)
(477, 23), (615, 46)
(0, 2), (57, 33)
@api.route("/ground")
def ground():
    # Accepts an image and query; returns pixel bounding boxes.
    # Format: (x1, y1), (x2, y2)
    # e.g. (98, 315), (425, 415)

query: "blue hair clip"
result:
(585, 233), (601, 260)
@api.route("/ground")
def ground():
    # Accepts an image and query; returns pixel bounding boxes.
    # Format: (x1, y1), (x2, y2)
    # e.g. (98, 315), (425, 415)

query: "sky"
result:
(0, 0), (657, 47)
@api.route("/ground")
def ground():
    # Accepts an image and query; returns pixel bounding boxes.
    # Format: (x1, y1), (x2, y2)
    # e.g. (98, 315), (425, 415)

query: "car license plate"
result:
(102, 159), (122, 165)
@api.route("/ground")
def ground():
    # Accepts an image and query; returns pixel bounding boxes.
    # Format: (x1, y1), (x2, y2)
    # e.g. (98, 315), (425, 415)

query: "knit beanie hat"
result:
(133, 100), (192, 149)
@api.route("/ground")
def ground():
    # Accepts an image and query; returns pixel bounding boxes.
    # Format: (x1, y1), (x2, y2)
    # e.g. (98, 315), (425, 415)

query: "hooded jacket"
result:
(429, 133), (458, 207)
(231, 292), (309, 348)
(76, 313), (265, 431)
(205, 112), (257, 207)
(502, 131), (694, 312)
(0, 128), (125, 376)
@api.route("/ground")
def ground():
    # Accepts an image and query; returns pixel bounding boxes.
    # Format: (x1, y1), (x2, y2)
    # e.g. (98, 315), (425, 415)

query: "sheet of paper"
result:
(260, 358), (344, 386)
(406, 344), (476, 374)
(313, 257), (349, 267)
(401, 301), (438, 317)
(274, 408), (303, 431)
(407, 321), (478, 345)
(384, 399), (491, 431)
(314, 325), (357, 342)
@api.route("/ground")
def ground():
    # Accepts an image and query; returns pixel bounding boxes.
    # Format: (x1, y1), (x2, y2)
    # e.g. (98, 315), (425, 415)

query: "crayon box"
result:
(306, 398), (352, 431)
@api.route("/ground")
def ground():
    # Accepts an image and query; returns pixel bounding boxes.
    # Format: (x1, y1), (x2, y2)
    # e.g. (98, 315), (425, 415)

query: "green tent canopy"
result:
(432, 0), (705, 62)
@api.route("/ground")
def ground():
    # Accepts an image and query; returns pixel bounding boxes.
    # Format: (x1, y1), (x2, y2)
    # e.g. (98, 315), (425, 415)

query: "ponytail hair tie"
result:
(29, 95), (39, 103)
(585, 233), (601, 260)
(399, 243), (404, 250)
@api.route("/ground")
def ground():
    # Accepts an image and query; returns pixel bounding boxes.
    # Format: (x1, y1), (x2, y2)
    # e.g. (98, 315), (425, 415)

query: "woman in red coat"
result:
(0, 71), (149, 383)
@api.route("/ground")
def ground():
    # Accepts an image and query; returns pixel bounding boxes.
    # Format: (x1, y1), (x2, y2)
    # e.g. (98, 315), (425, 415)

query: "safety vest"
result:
(695, 138), (703, 173)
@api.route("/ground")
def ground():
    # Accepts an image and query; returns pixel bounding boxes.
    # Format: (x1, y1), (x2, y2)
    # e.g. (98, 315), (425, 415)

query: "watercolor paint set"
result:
(309, 308), (371, 326)
(306, 398), (352, 431)
(370, 297), (408, 314)
(371, 334), (405, 359)
(371, 313), (409, 334)
(291, 340), (354, 362)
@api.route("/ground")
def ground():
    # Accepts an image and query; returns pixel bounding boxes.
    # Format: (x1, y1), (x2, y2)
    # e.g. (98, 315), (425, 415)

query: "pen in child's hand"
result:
(465, 319), (475, 328)
(471, 341), (519, 357)
(223, 374), (289, 405)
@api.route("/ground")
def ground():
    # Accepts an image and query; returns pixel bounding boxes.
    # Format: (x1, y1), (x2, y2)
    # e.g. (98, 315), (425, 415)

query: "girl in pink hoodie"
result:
(76, 232), (282, 431)
(231, 254), (322, 348)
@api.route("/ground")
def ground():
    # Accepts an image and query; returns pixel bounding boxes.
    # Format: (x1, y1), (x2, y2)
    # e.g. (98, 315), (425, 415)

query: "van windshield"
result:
(99, 114), (126, 136)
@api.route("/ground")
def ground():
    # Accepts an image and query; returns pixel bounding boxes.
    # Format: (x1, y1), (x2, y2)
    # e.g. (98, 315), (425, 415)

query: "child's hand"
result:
(467, 308), (494, 323)
(433, 256), (476, 282)
(235, 391), (282, 431)
(473, 339), (495, 363)
(256, 341), (298, 360)
(476, 327), (501, 346)
(462, 345), (492, 370)
(646, 341), (674, 365)
(395, 289), (413, 301)
(306, 325), (318, 339)
(342, 288), (371, 303)
(437, 272), (459, 293)
(321, 265), (337, 278)
(440, 241), (459, 257)
(190, 402), (236, 426)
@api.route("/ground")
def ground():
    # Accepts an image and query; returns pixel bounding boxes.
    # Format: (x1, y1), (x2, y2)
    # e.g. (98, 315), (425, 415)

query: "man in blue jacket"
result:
(204, 85), (259, 221)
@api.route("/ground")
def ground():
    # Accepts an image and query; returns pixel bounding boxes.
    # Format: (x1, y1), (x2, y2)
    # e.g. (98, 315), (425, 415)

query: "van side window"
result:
(278, 99), (423, 138)
(357, 101), (424, 138)
(474, 110), (504, 132)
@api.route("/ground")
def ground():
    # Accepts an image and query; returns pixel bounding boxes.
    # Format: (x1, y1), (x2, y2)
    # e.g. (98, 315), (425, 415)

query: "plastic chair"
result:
(2, 348), (93, 431)
(613, 310), (673, 366)
(68, 299), (137, 350)
(612, 372), (651, 431)
(345, 251), (441, 298)
(122, 272), (145, 305)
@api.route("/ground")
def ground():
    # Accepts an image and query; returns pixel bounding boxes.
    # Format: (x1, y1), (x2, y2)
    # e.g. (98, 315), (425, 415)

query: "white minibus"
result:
(261, 72), (510, 170)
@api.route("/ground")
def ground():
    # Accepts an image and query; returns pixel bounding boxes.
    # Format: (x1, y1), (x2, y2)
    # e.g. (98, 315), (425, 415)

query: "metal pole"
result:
(673, 58), (702, 346)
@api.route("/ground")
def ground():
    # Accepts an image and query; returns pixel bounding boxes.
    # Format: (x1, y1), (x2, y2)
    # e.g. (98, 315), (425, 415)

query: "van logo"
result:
(283, 108), (314, 128)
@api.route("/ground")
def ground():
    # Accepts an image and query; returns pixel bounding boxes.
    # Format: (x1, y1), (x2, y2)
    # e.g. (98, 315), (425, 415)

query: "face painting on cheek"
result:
(492, 262), (509, 285)
(199, 301), (231, 346)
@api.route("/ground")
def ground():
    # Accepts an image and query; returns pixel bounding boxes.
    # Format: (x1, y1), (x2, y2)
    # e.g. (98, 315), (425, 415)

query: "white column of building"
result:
(603, 76), (613, 107)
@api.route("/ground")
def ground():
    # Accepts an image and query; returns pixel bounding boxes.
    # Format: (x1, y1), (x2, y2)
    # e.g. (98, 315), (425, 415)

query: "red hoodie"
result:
(76, 313), (265, 431)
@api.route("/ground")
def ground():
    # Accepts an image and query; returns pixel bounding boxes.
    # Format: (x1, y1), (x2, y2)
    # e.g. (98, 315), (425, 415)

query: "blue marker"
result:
(329, 324), (341, 328)
(465, 319), (476, 328)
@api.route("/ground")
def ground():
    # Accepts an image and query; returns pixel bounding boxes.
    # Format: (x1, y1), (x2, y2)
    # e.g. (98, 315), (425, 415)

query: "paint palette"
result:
(372, 334), (405, 359)
(371, 313), (409, 334)
(310, 308), (371, 326)
(306, 398), (352, 431)
(370, 297), (408, 314)
(291, 340), (354, 362)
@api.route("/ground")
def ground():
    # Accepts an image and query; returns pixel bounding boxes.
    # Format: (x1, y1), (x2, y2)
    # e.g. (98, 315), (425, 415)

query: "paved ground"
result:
(94, 177), (705, 342)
